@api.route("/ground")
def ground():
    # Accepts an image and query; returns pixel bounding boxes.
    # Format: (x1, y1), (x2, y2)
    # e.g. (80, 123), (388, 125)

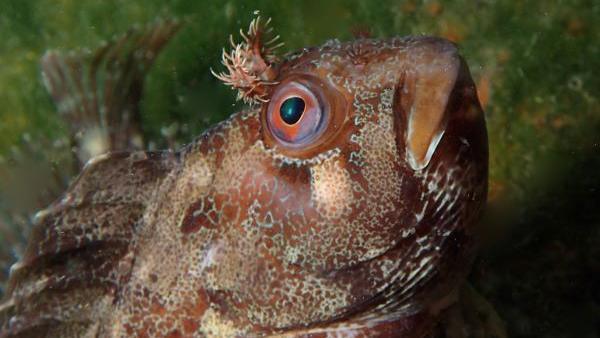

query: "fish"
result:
(0, 16), (488, 337)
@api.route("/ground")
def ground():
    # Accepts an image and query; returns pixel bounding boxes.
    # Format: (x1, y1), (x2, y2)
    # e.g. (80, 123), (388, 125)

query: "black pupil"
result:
(279, 97), (305, 125)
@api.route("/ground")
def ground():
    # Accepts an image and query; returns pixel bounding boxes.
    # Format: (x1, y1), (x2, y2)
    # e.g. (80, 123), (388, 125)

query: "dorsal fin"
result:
(41, 19), (180, 164)
(0, 151), (177, 337)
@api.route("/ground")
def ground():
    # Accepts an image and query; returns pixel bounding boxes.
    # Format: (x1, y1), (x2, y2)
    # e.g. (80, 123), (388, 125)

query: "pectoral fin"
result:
(0, 151), (176, 337)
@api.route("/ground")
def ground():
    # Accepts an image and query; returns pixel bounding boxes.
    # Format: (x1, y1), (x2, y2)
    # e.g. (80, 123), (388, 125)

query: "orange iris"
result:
(266, 81), (324, 146)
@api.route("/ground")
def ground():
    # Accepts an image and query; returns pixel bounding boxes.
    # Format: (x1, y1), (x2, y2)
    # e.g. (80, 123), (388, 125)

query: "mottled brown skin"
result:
(0, 34), (487, 337)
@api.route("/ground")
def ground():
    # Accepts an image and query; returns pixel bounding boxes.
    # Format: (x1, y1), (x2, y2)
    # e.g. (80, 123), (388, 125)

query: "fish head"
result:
(165, 34), (489, 331)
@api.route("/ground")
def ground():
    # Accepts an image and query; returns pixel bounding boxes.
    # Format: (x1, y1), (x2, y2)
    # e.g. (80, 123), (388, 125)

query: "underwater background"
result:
(0, 0), (598, 336)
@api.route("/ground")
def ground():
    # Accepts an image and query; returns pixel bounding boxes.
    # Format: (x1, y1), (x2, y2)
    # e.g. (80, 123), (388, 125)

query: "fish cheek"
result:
(309, 158), (355, 222)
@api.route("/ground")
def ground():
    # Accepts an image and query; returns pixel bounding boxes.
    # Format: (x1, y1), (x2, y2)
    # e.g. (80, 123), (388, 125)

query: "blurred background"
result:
(0, 0), (598, 336)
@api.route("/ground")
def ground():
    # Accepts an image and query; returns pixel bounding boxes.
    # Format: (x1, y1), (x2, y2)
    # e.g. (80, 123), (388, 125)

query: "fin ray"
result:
(41, 20), (181, 164)
(0, 151), (178, 337)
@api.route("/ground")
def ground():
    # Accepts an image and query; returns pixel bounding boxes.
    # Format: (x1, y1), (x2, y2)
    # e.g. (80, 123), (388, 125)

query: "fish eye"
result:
(266, 81), (326, 147)
(279, 97), (305, 125)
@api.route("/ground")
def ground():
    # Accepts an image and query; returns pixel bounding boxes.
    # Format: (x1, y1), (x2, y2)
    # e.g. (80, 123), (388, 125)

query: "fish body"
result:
(0, 19), (487, 337)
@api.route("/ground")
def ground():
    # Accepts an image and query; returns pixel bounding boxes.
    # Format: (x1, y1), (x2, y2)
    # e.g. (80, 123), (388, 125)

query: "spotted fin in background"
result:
(0, 151), (177, 337)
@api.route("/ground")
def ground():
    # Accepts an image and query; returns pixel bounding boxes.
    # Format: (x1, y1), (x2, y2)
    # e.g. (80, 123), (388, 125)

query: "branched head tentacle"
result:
(211, 15), (283, 104)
